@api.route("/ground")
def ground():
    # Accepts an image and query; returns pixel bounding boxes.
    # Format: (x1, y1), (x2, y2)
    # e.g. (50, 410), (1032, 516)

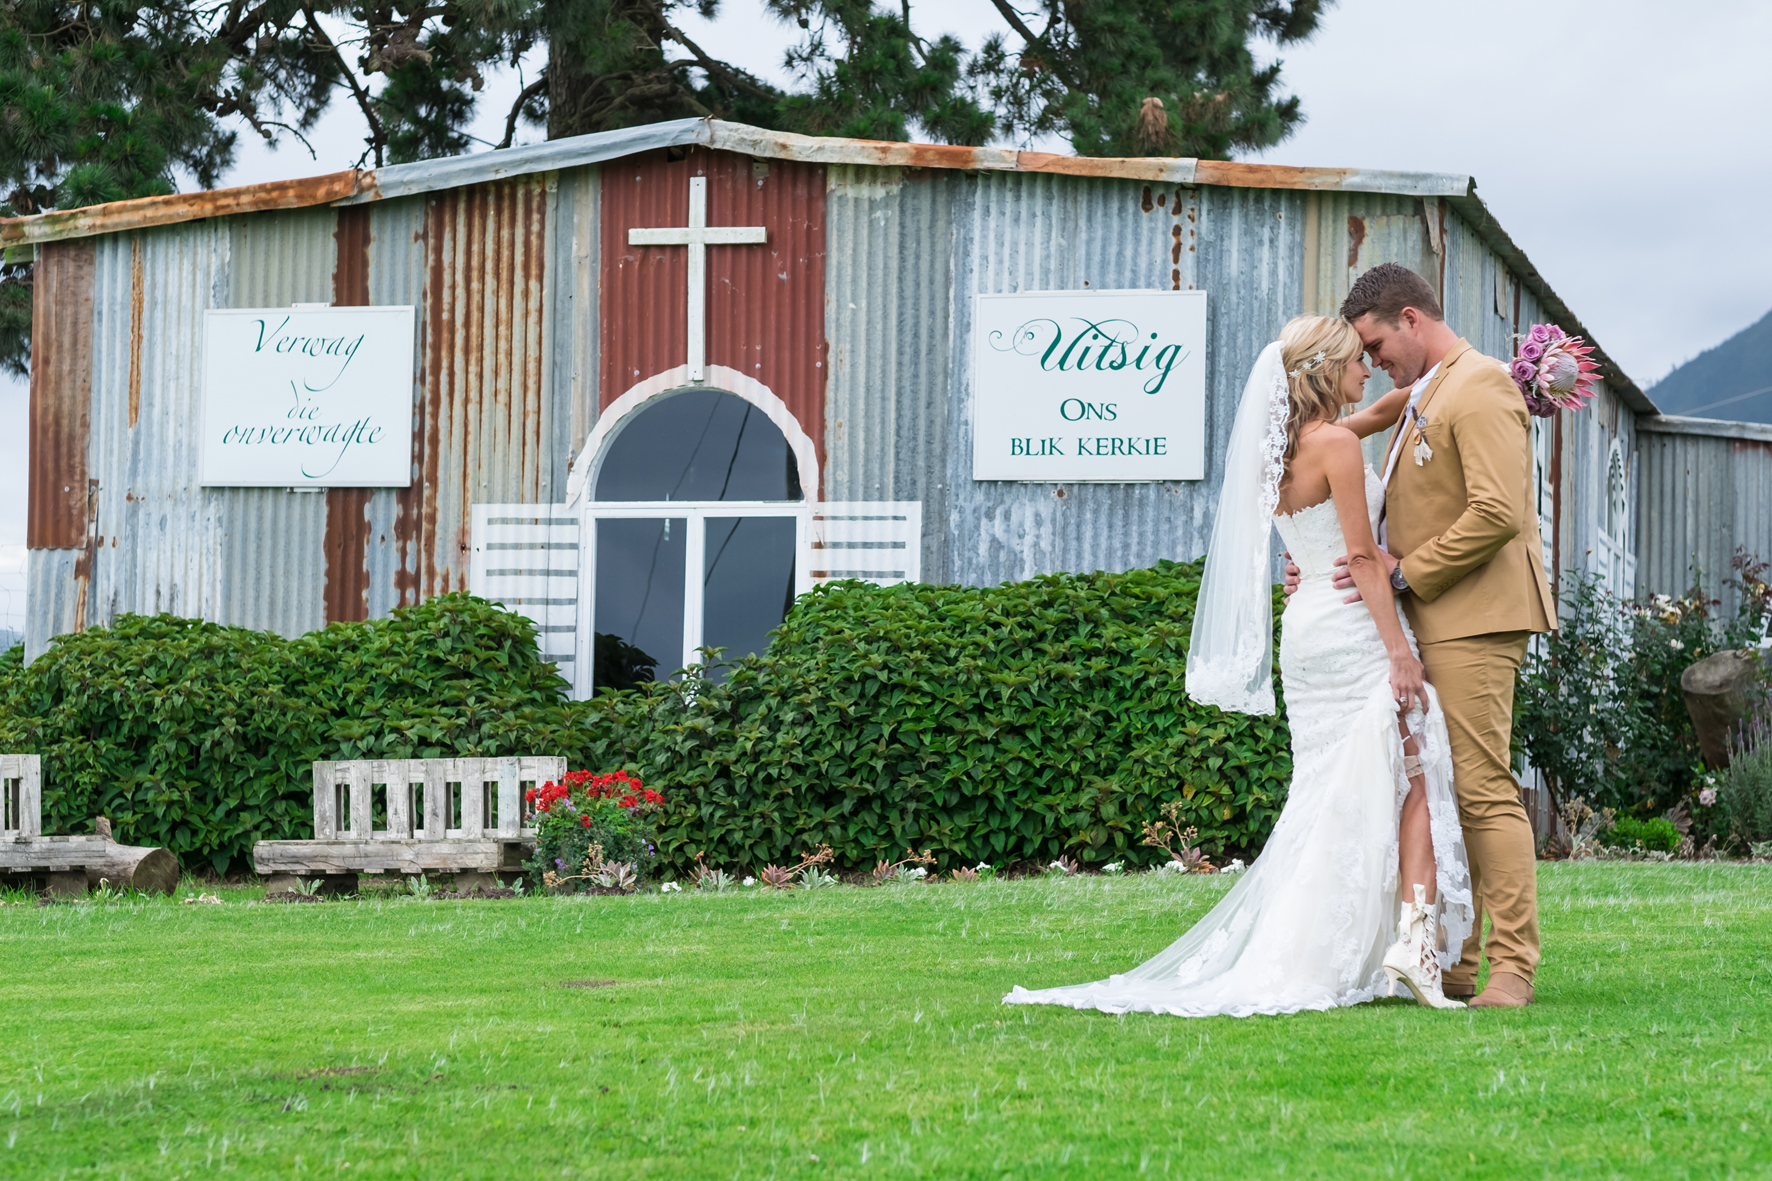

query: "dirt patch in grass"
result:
(435, 887), (519, 900)
(277, 1065), (379, 1080)
(261, 891), (324, 904)
(559, 979), (620, 989)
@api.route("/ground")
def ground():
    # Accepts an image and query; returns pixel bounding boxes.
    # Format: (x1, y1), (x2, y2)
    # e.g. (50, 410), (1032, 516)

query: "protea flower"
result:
(1511, 324), (1600, 416)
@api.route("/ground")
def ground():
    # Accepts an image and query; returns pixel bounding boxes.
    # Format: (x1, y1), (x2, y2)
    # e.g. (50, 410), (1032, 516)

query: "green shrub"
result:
(580, 560), (1291, 874)
(1, 561), (1292, 878)
(0, 595), (587, 873)
(1722, 711), (1772, 845)
(1604, 815), (1681, 853)
(1515, 558), (1771, 816)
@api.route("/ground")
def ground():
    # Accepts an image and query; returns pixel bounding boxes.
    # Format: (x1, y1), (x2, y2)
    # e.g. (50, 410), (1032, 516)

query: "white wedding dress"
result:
(1003, 462), (1474, 1018)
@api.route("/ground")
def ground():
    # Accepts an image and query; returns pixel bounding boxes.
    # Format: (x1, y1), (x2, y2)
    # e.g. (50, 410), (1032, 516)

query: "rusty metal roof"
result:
(0, 116), (1646, 405)
(0, 117), (1474, 247)
(1636, 414), (1772, 442)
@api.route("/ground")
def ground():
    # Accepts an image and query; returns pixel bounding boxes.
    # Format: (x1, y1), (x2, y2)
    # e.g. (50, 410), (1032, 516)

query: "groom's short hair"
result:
(1341, 263), (1443, 325)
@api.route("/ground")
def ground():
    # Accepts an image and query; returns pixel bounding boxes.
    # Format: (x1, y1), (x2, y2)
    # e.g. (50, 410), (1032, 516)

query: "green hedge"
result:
(0, 595), (583, 872)
(585, 560), (1292, 873)
(0, 562), (1293, 875)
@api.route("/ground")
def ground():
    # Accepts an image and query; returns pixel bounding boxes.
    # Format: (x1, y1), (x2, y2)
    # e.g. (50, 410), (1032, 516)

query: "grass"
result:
(0, 864), (1768, 1180)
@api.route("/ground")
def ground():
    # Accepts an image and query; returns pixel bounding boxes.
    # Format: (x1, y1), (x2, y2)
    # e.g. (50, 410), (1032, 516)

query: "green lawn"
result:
(1, 864), (1767, 1179)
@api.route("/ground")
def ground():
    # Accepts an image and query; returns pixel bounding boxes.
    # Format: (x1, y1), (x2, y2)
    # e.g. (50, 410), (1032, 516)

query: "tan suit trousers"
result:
(1418, 630), (1540, 987)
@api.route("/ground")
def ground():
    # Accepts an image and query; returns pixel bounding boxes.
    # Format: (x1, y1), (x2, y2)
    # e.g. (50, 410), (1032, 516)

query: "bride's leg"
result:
(1397, 720), (1436, 903)
(1383, 719), (1463, 1007)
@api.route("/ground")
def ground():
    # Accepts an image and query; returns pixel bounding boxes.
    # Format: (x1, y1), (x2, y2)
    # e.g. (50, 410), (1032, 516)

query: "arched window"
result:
(588, 389), (804, 690)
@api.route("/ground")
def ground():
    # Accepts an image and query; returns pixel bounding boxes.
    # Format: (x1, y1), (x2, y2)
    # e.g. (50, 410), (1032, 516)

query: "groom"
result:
(1288, 263), (1556, 1008)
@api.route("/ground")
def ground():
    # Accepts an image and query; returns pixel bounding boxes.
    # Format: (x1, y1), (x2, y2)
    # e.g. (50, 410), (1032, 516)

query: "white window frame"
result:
(573, 500), (810, 697)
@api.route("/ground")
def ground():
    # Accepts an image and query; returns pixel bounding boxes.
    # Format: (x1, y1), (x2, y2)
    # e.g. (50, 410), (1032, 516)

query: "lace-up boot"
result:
(1383, 884), (1465, 1009)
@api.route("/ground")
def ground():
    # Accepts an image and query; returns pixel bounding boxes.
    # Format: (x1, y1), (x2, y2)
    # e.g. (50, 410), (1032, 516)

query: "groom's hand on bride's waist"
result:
(1331, 551), (1400, 603)
(1281, 554), (1301, 598)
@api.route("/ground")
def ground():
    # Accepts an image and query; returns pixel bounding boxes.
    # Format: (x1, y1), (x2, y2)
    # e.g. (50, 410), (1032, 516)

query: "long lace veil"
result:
(1184, 341), (1289, 715)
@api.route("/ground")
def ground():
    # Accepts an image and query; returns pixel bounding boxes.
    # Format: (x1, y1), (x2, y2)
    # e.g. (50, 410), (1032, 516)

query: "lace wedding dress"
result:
(1004, 344), (1473, 1019)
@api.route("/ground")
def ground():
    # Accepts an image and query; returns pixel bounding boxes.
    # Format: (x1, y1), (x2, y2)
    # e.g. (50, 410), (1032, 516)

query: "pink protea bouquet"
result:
(1509, 323), (1600, 417)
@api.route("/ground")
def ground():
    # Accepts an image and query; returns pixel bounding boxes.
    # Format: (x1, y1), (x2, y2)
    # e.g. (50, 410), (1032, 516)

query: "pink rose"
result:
(1527, 323), (1552, 344)
(1510, 359), (1538, 387)
(1520, 341), (1545, 362)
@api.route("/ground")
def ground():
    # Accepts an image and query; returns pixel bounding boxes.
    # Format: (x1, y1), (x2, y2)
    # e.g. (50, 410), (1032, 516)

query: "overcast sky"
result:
(2, 0), (1766, 629)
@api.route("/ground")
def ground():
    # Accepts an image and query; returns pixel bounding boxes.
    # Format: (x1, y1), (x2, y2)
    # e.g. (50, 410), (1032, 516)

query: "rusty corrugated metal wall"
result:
(24, 139), (1659, 657)
(24, 174), (570, 653)
(24, 239), (93, 657)
(1637, 420), (1772, 614)
(26, 240), (92, 552)
(600, 146), (827, 493)
(826, 168), (1305, 585)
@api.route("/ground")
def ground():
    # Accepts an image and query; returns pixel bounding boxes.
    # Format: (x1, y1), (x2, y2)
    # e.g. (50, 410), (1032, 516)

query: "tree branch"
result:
(901, 0), (928, 64)
(301, 3), (386, 167)
(986, 0), (1043, 47)
(497, 75), (547, 150)
(660, 22), (778, 101)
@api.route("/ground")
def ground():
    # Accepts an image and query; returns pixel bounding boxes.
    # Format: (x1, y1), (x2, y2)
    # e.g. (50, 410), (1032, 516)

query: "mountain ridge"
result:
(1649, 307), (1772, 424)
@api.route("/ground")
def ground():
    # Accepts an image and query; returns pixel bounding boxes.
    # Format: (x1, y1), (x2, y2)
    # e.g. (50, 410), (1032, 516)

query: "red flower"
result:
(531, 770), (662, 816)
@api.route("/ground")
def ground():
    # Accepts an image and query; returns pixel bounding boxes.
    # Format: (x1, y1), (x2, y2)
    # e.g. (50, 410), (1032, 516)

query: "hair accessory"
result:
(1286, 349), (1327, 379)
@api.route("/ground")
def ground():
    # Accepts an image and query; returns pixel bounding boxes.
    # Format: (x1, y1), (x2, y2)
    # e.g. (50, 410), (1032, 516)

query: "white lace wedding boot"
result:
(1383, 884), (1465, 1009)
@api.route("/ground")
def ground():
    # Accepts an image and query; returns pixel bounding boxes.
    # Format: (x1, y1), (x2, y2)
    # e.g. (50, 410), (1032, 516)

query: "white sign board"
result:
(972, 290), (1208, 482)
(200, 306), (416, 487)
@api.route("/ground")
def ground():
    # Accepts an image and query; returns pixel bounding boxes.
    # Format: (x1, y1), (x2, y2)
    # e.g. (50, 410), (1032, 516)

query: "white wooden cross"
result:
(628, 176), (768, 382)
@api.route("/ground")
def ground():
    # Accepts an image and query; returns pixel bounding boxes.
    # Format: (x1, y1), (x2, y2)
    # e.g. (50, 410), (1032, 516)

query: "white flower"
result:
(908, 866), (928, 879)
(1222, 859), (1247, 875)
(973, 862), (991, 873)
(742, 876), (757, 887)
(1669, 639), (1685, 650)
(1157, 860), (1186, 875)
(1101, 861), (1125, 875)
(1699, 787), (1717, 807)
(660, 881), (682, 893)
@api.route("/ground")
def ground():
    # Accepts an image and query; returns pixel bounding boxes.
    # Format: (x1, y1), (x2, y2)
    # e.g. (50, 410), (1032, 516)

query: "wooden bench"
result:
(252, 757), (564, 891)
(1, 754), (180, 895)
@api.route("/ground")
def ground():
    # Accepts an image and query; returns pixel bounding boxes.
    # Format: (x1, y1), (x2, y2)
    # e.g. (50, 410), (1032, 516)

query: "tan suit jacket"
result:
(1384, 339), (1556, 644)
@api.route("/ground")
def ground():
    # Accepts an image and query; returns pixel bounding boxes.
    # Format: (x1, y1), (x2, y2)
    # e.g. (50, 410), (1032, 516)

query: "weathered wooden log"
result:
(0, 835), (180, 894)
(1682, 648), (1769, 768)
(253, 838), (531, 877)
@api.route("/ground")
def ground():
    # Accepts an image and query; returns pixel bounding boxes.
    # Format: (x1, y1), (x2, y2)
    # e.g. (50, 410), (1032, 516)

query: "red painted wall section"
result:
(599, 146), (828, 495)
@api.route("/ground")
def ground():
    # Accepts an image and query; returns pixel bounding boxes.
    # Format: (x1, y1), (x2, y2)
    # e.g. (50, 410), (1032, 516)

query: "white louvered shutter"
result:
(802, 502), (922, 591)
(469, 505), (580, 666)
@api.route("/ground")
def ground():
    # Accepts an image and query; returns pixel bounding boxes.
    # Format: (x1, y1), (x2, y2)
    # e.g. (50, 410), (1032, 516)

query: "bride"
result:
(1005, 316), (1473, 1016)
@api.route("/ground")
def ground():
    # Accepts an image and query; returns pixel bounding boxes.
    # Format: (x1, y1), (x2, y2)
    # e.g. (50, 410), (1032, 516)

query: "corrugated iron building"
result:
(1636, 415), (1772, 616)
(16, 117), (1758, 677)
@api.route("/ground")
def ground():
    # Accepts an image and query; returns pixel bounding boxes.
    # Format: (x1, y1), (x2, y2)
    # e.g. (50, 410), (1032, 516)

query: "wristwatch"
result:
(1390, 565), (1410, 594)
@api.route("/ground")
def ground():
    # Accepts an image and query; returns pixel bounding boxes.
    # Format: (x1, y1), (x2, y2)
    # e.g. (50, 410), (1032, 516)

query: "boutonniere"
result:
(1412, 413), (1434, 466)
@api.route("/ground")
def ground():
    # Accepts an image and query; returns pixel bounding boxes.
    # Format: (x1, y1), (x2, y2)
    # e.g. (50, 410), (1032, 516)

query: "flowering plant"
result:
(1509, 323), (1600, 417)
(524, 770), (664, 892)
(528, 770), (664, 820)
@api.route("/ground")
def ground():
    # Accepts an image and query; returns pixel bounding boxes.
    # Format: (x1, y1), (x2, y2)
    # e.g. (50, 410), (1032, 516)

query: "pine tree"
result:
(0, 0), (1326, 374)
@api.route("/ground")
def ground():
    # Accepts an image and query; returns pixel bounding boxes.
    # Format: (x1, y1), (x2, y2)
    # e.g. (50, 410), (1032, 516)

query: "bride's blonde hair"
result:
(1278, 315), (1363, 466)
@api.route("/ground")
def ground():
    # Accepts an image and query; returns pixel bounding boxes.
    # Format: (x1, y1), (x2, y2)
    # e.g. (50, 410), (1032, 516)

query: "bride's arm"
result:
(1340, 387), (1409, 439)
(1319, 426), (1428, 713)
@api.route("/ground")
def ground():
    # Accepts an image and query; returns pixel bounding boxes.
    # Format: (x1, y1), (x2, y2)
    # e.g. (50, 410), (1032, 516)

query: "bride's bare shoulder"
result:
(1296, 421), (1361, 455)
